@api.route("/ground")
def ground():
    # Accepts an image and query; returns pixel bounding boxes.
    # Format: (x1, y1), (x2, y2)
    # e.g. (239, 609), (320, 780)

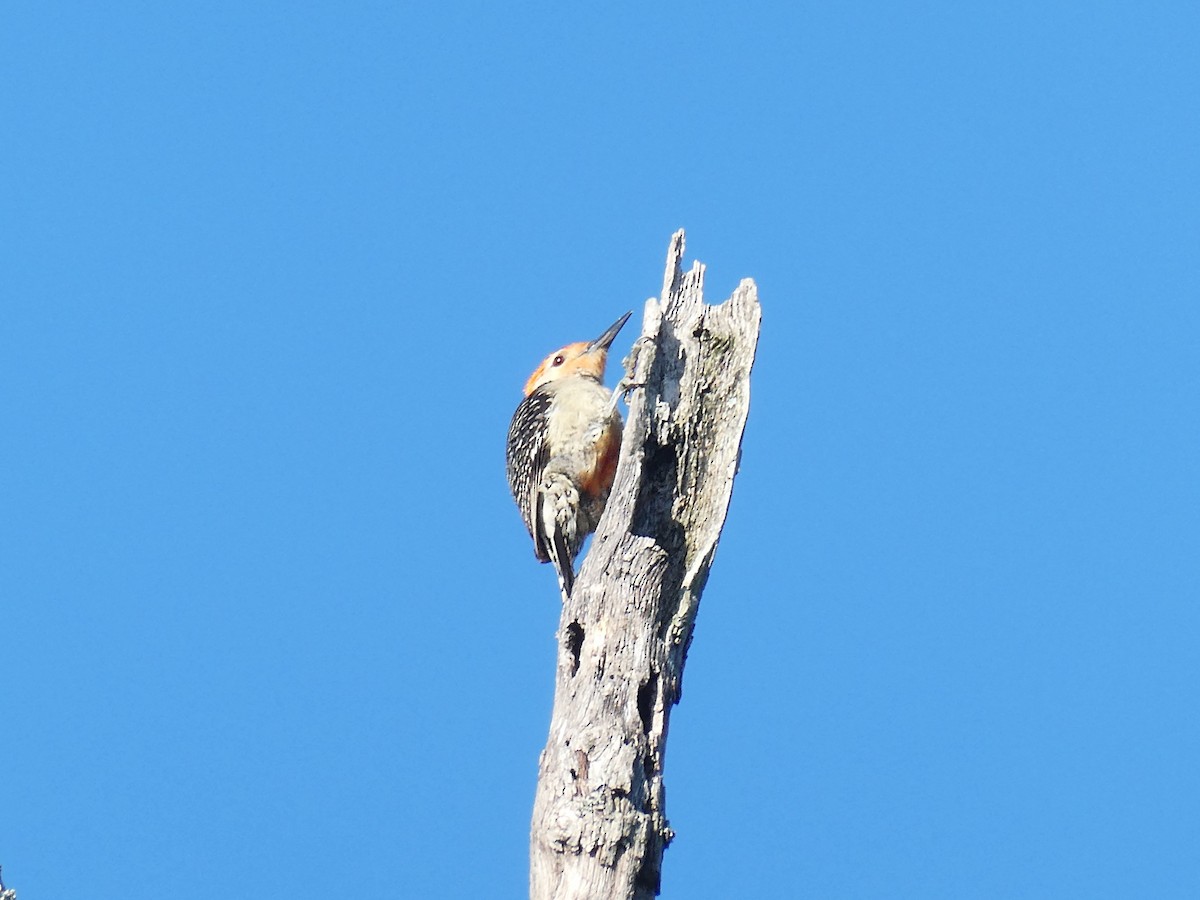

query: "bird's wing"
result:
(506, 389), (552, 561)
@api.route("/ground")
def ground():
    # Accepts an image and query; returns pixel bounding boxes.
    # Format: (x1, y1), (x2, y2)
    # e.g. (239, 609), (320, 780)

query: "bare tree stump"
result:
(530, 231), (761, 900)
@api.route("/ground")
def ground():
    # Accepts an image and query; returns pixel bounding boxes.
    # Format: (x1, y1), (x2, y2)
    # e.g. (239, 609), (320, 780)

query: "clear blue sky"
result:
(3, 2), (1197, 897)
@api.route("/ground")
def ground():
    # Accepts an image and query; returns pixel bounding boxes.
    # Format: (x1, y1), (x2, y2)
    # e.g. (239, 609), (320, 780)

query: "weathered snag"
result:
(530, 231), (761, 900)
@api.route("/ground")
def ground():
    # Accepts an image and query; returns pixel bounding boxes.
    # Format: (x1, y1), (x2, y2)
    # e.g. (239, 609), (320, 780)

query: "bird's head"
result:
(523, 311), (632, 396)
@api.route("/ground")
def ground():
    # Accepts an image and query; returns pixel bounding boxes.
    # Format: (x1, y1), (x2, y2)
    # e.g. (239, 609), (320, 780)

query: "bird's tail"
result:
(537, 469), (581, 601)
(548, 525), (575, 601)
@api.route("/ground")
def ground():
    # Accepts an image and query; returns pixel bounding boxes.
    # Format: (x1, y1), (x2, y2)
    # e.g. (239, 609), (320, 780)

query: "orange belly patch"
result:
(579, 423), (621, 499)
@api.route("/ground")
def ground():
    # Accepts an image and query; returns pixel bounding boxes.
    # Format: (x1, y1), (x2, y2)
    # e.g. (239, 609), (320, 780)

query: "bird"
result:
(506, 311), (632, 599)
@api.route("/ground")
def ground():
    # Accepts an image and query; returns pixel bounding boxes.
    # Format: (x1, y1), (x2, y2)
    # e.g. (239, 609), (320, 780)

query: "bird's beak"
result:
(588, 311), (632, 354)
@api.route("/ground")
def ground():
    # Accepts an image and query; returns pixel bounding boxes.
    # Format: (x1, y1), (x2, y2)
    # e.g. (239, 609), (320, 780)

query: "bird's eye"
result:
(552, 355), (565, 366)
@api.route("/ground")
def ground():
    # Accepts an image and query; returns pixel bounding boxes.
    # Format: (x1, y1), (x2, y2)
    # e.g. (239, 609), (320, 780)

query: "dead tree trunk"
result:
(530, 231), (762, 899)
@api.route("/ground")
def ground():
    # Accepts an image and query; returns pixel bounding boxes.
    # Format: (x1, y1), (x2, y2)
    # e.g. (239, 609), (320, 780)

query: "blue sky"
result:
(3, 2), (1197, 897)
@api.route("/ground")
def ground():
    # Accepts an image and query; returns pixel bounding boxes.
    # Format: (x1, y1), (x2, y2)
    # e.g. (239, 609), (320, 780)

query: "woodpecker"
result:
(506, 311), (632, 599)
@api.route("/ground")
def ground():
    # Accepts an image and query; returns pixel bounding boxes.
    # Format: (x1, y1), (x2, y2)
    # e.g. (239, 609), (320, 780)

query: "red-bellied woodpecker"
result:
(506, 311), (632, 599)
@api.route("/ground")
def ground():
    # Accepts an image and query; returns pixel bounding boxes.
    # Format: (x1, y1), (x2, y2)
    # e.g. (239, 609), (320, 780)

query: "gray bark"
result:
(530, 231), (761, 899)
